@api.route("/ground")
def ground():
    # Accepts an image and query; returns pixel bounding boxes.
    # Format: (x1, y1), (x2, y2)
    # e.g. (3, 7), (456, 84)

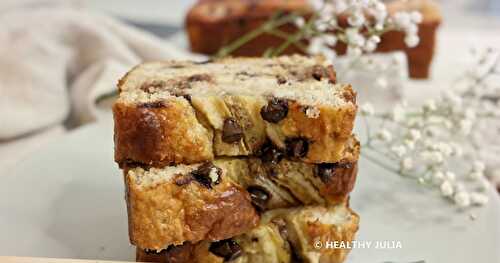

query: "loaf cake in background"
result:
(136, 205), (360, 263)
(185, 0), (441, 78)
(113, 56), (361, 262)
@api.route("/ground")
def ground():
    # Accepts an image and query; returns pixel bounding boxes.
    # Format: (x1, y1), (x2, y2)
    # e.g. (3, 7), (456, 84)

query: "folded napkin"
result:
(0, 3), (197, 168)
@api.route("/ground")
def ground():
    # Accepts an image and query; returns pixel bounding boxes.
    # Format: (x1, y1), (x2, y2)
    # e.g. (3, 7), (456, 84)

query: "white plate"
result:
(0, 113), (498, 262)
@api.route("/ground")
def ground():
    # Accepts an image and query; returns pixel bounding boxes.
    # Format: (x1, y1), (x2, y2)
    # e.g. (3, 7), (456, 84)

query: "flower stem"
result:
(214, 12), (299, 58)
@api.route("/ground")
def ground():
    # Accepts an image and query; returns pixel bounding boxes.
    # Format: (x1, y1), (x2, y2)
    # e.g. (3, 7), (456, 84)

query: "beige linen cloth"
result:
(0, 2), (196, 168)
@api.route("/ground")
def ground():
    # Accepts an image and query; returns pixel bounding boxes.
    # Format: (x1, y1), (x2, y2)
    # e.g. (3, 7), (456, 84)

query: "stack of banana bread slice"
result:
(113, 55), (360, 263)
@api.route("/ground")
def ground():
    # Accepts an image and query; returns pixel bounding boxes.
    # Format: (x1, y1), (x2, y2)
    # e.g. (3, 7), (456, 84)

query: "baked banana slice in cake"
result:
(114, 56), (357, 167)
(136, 204), (359, 263)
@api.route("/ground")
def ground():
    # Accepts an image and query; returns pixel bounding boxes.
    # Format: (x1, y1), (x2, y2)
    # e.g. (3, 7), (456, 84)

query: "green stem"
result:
(266, 30), (308, 53)
(214, 12), (299, 58)
(270, 12), (318, 57)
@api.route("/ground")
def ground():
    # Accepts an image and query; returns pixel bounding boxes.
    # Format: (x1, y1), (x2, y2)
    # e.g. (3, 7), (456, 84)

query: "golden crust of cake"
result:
(113, 98), (214, 168)
(136, 204), (359, 263)
(114, 56), (356, 167)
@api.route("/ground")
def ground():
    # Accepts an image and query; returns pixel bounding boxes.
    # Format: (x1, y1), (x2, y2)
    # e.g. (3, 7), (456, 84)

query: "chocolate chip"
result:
(222, 118), (243, 143)
(276, 75), (287, 84)
(260, 98), (288, 123)
(259, 142), (284, 165)
(310, 65), (336, 83)
(174, 175), (194, 186)
(187, 74), (212, 82)
(138, 101), (165, 108)
(285, 138), (309, 158)
(326, 65), (337, 84)
(209, 239), (242, 261)
(140, 80), (166, 93)
(311, 65), (325, 81)
(236, 71), (257, 77)
(315, 162), (352, 183)
(247, 185), (271, 211)
(144, 249), (161, 255)
(190, 162), (222, 189)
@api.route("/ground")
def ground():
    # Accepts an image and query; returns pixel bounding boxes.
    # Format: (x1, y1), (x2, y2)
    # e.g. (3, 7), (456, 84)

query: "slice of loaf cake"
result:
(126, 136), (359, 250)
(114, 56), (357, 167)
(136, 204), (359, 263)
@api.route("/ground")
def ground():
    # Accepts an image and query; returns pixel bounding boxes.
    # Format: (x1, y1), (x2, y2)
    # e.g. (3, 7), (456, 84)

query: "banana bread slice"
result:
(114, 55), (357, 167)
(126, 137), (359, 251)
(136, 204), (359, 263)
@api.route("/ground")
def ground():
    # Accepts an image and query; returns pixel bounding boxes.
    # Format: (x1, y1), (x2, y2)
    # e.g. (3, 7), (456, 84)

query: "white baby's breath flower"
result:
(467, 171), (484, 181)
(478, 179), (490, 192)
(410, 11), (423, 23)
(431, 170), (444, 184)
(454, 191), (471, 208)
(404, 34), (420, 48)
(459, 119), (473, 135)
(423, 99), (437, 112)
(401, 157), (413, 171)
(450, 143), (464, 157)
(370, 1), (387, 24)
(406, 23), (418, 34)
(408, 129), (422, 141)
(443, 91), (463, 108)
(392, 12), (411, 29)
(321, 47), (337, 61)
(347, 46), (363, 57)
(440, 181), (454, 197)
(347, 10), (365, 27)
(321, 34), (338, 46)
(404, 139), (415, 150)
(360, 103), (375, 116)
(464, 108), (477, 120)
(364, 35), (381, 52)
(418, 177), (425, 184)
(421, 151), (444, 164)
(308, 37), (325, 55)
(472, 161), (486, 172)
(436, 142), (453, 157)
(445, 171), (456, 181)
(345, 28), (365, 47)
(391, 145), (407, 158)
(314, 20), (329, 32)
(376, 129), (393, 142)
(294, 17), (305, 28)
(470, 192), (489, 206)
